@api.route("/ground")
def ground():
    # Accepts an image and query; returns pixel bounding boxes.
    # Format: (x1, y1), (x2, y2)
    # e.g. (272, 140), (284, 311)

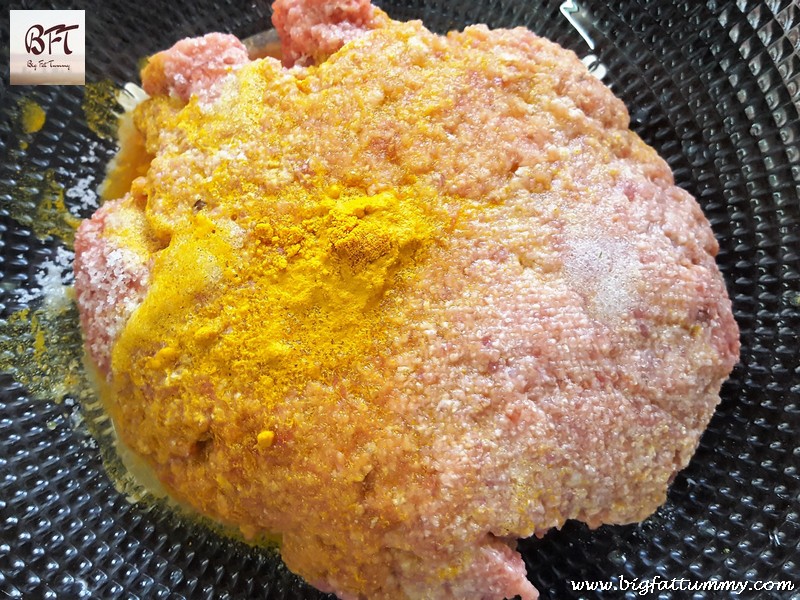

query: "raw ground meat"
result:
(140, 32), (249, 102)
(74, 194), (153, 376)
(271, 0), (390, 66)
(73, 1), (740, 599)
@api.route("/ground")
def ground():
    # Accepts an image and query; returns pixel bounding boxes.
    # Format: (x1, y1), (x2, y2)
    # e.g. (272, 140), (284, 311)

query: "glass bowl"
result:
(1, 1), (798, 598)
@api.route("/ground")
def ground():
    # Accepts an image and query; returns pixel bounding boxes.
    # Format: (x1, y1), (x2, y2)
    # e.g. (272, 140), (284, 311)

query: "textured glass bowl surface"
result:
(1, 1), (799, 598)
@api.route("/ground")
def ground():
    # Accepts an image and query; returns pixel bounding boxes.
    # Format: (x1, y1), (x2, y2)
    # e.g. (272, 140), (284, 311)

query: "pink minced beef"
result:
(271, 0), (389, 66)
(74, 0), (740, 598)
(140, 32), (249, 102)
(74, 196), (151, 376)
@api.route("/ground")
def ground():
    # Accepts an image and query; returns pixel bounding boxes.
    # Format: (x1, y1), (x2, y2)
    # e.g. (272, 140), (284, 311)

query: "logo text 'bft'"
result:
(25, 24), (80, 56)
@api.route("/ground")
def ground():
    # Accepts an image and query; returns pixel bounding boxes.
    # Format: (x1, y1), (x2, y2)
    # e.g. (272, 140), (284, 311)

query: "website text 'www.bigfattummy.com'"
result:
(569, 574), (796, 595)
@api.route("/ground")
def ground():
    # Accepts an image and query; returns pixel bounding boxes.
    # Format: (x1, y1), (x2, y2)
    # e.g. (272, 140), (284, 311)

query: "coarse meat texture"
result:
(73, 0), (740, 598)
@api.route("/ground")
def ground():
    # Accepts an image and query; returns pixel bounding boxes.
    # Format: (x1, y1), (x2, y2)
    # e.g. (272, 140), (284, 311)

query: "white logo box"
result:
(10, 10), (86, 85)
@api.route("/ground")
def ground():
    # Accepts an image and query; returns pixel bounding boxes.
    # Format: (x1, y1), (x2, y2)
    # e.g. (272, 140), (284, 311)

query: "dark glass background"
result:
(1, 1), (798, 598)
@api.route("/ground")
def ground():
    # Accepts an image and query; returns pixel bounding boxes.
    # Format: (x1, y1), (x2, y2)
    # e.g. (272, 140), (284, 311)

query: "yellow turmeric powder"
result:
(106, 87), (453, 479)
(20, 98), (46, 134)
(111, 182), (446, 423)
(102, 55), (457, 466)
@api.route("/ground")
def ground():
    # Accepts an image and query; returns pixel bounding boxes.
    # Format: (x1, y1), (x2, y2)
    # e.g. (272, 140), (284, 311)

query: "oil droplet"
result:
(20, 98), (46, 134)
(82, 80), (122, 140)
